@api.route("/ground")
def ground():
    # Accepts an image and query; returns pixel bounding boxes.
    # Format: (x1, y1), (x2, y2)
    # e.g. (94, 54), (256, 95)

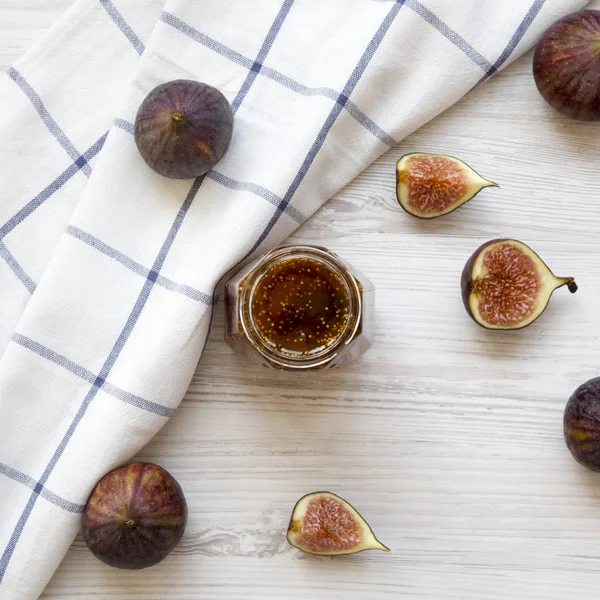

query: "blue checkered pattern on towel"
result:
(0, 0), (587, 597)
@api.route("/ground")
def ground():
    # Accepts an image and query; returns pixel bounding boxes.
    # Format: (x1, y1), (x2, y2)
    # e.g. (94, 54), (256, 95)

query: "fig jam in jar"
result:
(225, 246), (374, 370)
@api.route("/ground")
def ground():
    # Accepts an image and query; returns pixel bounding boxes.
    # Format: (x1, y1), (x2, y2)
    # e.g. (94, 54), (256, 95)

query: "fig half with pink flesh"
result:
(286, 491), (390, 556)
(461, 239), (577, 330)
(396, 153), (497, 219)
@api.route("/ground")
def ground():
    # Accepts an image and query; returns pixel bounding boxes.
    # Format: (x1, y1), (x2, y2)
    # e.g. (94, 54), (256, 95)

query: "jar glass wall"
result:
(224, 245), (374, 371)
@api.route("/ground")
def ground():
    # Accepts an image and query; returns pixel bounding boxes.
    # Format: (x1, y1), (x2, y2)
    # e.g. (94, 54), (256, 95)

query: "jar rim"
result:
(239, 245), (362, 369)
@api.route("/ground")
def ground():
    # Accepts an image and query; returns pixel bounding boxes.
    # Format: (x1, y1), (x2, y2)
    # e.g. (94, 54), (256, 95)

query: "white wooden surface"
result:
(4, 1), (600, 598)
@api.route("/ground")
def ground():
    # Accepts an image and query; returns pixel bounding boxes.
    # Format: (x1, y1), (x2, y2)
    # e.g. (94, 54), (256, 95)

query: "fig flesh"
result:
(564, 377), (600, 472)
(533, 10), (600, 121)
(286, 491), (389, 556)
(82, 462), (187, 569)
(396, 153), (497, 219)
(134, 79), (233, 179)
(461, 239), (577, 330)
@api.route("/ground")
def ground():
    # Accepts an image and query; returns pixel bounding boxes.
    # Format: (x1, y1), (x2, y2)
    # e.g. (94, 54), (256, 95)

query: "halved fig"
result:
(396, 153), (497, 219)
(461, 239), (577, 330)
(286, 491), (389, 556)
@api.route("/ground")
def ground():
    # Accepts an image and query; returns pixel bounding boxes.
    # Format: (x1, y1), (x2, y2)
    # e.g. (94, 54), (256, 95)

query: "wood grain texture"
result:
(4, 1), (600, 598)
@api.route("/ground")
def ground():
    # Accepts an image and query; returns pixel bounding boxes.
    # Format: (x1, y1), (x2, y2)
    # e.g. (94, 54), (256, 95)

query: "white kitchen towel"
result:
(0, 0), (587, 597)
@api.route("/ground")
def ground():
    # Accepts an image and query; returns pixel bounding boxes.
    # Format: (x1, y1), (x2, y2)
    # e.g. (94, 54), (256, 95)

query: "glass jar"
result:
(224, 245), (374, 370)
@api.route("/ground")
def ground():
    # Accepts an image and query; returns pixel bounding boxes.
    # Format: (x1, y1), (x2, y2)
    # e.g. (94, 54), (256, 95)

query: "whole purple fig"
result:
(134, 79), (233, 179)
(82, 462), (187, 569)
(564, 378), (600, 471)
(533, 10), (600, 121)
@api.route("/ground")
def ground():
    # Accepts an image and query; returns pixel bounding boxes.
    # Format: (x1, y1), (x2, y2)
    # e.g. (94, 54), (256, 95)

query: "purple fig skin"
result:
(564, 378), (600, 472)
(82, 462), (187, 569)
(134, 79), (233, 179)
(533, 10), (600, 121)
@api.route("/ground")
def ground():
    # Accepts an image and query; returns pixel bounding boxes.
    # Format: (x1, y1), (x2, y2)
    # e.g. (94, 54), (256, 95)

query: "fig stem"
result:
(557, 277), (577, 293)
(565, 278), (578, 294)
(172, 113), (184, 123)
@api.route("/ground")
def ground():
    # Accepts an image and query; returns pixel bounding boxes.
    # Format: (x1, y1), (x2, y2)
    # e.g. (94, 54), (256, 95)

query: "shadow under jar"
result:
(224, 246), (374, 371)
